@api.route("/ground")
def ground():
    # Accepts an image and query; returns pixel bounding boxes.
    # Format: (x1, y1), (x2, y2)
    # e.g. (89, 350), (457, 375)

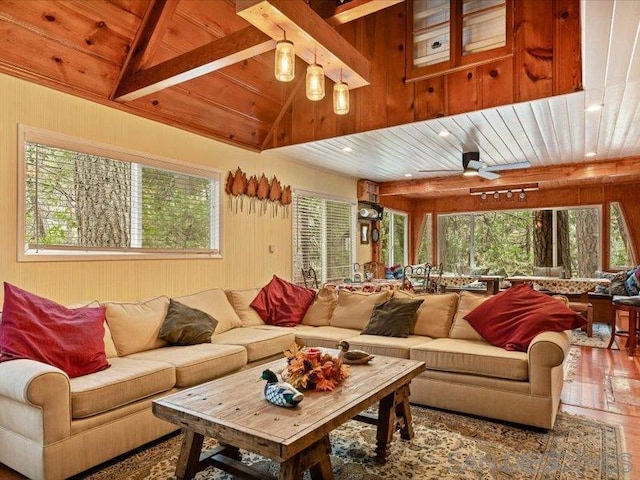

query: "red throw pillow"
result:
(0, 283), (109, 377)
(464, 283), (586, 351)
(251, 275), (316, 327)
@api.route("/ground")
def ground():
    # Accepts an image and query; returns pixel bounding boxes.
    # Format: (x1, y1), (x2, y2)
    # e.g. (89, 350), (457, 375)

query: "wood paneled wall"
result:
(380, 182), (640, 270)
(266, 0), (581, 148)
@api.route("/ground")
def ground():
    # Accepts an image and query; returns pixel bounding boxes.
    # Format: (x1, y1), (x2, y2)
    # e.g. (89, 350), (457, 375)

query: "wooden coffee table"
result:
(153, 353), (425, 480)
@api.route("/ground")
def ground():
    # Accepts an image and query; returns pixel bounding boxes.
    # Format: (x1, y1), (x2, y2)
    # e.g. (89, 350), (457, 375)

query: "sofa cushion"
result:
(251, 275), (316, 327)
(174, 289), (242, 334)
(126, 344), (247, 388)
(394, 291), (459, 338)
(330, 290), (392, 330)
(226, 289), (264, 327)
(69, 357), (175, 419)
(211, 327), (295, 362)
(410, 338), (529, 381)
(347, 334), (432, 359)
(159, 300), (217, 345)
(362, 298), (424, 338)
(103, 296), (169, 356)
(448, 291), (489, 341)
(301, 287), (338, 326)
(293, 325), (361, 349)
(464, 284), (586, 351)
(0, 283), (109, 378)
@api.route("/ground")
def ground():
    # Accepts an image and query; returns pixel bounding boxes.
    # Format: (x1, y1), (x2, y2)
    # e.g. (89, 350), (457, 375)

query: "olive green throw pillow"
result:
(159, 299), (218, 345)
(362, 298), (424, 338)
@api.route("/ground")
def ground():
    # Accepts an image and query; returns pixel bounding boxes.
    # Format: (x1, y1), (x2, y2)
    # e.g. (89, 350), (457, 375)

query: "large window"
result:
(20, 126), (220, 260)
(292, 191), (355, 285)
(610, 202), (634, 268)
(438, 206), (601, 276)
(380, 210), (408, 266)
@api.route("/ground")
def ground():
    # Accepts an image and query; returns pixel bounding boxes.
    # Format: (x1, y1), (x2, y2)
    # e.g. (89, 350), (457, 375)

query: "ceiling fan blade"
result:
(482, 161), (531, 172)
(478, 170), (500, 180)
(467, 160), (484, 170)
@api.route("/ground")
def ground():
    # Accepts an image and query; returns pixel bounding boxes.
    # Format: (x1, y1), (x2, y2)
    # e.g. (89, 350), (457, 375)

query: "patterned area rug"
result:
(572, 323), (618, 349)
(606, 375), (640, 407)
(563, 345), (581, 383)
(79, 407), (627, 480)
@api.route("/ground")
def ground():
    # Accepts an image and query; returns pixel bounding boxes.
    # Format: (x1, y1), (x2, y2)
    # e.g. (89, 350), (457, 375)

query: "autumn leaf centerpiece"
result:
(283, 343), (349, 392)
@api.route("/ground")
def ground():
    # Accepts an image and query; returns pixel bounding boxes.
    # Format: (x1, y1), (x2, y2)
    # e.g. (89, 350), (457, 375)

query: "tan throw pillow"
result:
(103, 296), (170, 356)
(330, 290), (392, 330)
(174, 289), (242, 334)
(226, 289), (264, 327)
(302, 287), (338, 326)
(448, 291), (489, 341)
(394, 290), (459, 338)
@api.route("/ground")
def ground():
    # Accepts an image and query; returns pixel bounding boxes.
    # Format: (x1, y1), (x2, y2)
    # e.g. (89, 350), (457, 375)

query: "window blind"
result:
(293, 193), (355, 285)
(24, 141), (220, 255)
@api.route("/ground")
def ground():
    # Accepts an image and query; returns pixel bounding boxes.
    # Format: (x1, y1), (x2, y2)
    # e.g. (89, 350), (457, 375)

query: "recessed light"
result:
(341, 146), (352, 152)
(585, 151), (596, 157)
(438, 130), (450, 137)
(404, 173), (413, 177)
(586, 104), (603, 112)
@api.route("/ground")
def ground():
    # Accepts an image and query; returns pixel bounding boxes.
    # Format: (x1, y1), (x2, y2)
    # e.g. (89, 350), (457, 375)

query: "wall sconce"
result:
(333, 70), (349, 115)
(306, 60), (325, 100)
(493, 192), (501, 202)
(274, 33), (295, 82)
(518, 189), (527, 202)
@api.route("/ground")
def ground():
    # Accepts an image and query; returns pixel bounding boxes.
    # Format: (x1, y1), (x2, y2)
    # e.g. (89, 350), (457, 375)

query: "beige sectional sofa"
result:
(0, 286), (571, 480)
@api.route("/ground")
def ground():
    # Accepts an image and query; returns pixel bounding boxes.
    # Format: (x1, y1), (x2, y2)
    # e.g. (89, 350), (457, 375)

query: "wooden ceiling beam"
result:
(379, 158), (640, 197)
(110, 0), (179, 100)
(113, 27), (274, 102)
(324, 0), (405, 27)
(237, 0), (371, 89)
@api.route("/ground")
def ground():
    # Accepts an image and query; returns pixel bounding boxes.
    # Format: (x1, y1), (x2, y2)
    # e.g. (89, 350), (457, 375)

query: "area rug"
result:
(606, 375), (640, 407)
(79, 407), (626, 480)
(572, 323), (618, 349)
(563, 345), (581, 383)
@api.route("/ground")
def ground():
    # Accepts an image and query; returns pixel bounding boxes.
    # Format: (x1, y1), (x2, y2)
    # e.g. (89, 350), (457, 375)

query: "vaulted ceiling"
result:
(0, 0), (638, 197)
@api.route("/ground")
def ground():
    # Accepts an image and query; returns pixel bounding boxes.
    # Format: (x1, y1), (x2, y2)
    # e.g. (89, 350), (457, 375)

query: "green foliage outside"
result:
(25, 143), (214, 251)
(610, 202), (634, 267)
(380, 211), (407, 266)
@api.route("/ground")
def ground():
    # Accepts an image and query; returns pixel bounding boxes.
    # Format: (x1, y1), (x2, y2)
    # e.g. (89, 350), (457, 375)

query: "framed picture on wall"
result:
(360, 223), (369, 244)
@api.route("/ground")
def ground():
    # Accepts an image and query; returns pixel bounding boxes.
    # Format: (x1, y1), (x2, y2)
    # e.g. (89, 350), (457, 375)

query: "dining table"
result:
(324, 278), (405, 292)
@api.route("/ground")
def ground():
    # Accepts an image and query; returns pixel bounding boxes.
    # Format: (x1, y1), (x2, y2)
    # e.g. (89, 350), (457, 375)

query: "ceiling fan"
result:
(419, 152), (530, 180)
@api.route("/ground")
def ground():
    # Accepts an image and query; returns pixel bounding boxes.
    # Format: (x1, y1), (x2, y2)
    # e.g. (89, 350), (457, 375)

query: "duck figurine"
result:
(337, 341), (374, 365)
(260, 369), (304, 408)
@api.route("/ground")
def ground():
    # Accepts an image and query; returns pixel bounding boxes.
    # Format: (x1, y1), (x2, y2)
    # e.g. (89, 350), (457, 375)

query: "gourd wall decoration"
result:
(224, 167), (291, 217)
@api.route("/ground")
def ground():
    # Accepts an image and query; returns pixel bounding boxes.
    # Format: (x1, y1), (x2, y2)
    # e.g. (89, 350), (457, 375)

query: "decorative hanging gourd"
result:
(224, 167), (291, 217)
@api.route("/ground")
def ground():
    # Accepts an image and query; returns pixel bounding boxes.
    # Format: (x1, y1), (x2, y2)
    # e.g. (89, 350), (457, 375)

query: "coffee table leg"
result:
(375, 392), (396, 464)
(176, 430), (204, 480)
(280, 435), (333, 480)
(394, 384), (414, 440)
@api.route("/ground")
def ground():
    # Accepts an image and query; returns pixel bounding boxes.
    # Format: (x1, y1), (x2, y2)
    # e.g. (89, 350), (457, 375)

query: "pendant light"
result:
(274, 32), (294, 82)
(306, 52), (325, 101)
(333, 69), (349, 115)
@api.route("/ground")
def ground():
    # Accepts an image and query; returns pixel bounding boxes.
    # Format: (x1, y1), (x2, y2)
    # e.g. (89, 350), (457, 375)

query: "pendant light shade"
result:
(306, 63), (325, 101)
(333, 81), (349, 115)
(274, 39), (295, 82)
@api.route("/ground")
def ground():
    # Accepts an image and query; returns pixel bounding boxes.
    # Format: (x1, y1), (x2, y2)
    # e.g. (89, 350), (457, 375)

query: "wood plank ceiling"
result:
(0, 0), (637, 197)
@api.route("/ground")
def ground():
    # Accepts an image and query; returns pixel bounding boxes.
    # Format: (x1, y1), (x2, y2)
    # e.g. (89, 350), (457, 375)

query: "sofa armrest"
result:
(527, 330), (571, 396)
(0, 359), (71, 443)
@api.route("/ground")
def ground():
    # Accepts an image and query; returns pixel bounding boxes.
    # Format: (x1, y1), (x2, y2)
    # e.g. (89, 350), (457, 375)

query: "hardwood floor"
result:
(561, 342), (640, 475)
(1, 338), (639, 479)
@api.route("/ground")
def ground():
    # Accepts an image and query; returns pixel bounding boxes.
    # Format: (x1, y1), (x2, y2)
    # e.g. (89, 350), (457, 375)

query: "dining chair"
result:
(301, 267), (319, 289)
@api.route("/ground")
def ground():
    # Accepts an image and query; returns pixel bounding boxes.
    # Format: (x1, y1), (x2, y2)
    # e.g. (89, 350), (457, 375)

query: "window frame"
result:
(291, 189), (356, 285)
(17, 124), (223, 262)
(407, 0), (513, 82)
(381, 208), (409, 266)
